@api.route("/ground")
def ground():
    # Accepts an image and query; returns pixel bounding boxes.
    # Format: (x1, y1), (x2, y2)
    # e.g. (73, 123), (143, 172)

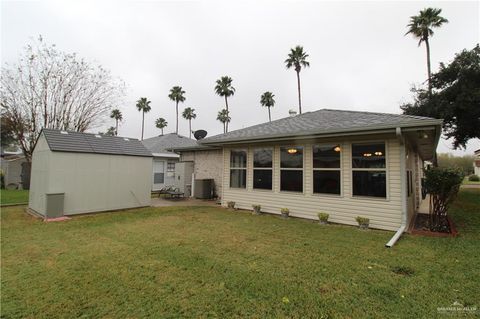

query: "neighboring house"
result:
(175, 109), (442, 233)
(29, 129), (152, 218)
(474, 149), (480, 176)
(1, 153), (27, 189)
(142, 134), (197, 191)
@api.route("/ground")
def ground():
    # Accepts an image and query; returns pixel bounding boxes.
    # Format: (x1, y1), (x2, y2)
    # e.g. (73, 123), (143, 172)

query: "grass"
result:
(1, 189), (479, 318)
(463, 177), (480, 185)
(0, 189), (29, 205)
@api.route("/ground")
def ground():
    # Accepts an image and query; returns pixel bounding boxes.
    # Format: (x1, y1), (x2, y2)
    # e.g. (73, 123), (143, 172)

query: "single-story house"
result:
(474, 149), (480, 176)
(175, 109), (442, 238)
(1, 152), (27, 189)
(142, 133), (197, 191)
(29, 129), (152, 218)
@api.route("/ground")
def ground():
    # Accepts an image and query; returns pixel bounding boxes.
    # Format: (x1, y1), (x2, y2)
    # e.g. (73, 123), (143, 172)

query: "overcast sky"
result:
(1, 0), (479, 154)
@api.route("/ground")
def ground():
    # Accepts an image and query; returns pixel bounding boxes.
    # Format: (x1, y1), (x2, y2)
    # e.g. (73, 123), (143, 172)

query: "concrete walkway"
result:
(151, 197), (219, 207)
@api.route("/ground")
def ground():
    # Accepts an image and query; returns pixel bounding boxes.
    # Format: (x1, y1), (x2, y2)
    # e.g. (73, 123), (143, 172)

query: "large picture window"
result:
(253, 148), (273, 190)
(230, 150), (247, 188)
(313, 144), (341, 195)
(352, 143), (386, 198)
(280, 146), (303, 192)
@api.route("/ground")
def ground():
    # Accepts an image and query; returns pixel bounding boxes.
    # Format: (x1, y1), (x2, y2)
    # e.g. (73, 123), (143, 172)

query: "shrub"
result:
(355, 216), (370, 227)
(252, 205), (261, 214)
(280, 208), (290, 217)
(227, 201), (235, 209)
(468, 174), (480, 182)
(424, 167), (464, 230)
(317, 212), (329, 223)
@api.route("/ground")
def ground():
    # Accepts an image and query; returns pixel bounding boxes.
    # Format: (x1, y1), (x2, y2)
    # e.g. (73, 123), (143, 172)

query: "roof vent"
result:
(123, 138), (130, 141)
(60, 131), (68, 135)
(289, 109), (297, 117)
(95, 134), (102, 138)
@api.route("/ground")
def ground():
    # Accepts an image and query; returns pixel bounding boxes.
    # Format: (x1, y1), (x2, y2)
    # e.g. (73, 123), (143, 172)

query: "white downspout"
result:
(386, 127), (407, 248)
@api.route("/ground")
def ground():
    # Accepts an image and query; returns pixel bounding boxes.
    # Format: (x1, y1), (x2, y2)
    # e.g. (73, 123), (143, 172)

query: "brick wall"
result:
(181, 149), (223, 198)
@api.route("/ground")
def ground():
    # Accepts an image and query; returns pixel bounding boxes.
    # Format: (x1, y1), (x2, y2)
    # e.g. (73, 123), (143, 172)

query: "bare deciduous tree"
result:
(0, 36), (125, 160)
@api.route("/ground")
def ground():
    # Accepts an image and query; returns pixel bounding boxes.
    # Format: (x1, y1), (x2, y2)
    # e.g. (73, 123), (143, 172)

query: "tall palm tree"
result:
(260, 91), (276, 122)
(285, 46), (310, 114)
(110, 109), (123, 136)
(214, 76), (235, 132)
(168, 86), (186, 134)
(135, 97), (151, 140)
(216, 109), (231, 134)
(406, 8), (448, 94)
(182, 107), (197, 138)
(155, 118), (168, 135)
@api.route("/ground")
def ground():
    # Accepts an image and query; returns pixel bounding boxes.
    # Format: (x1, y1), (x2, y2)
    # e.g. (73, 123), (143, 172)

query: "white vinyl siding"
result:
(222, 137), (403, 231)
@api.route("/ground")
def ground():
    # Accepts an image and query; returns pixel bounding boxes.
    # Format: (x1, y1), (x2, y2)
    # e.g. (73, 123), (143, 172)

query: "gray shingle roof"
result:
(200, 109), (442, 144)
(42, 129), (152, 157)
(141, 133), (198, 154)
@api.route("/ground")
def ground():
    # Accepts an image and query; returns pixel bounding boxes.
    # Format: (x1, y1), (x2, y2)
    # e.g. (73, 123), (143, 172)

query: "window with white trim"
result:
(253, 148), (273, 190)
(167, 162), (175, 172)
(230, 150), (247, 188)
(280, 146), (303, 192)
(313, 144), (341, 195)
(352, 143), (386, 198)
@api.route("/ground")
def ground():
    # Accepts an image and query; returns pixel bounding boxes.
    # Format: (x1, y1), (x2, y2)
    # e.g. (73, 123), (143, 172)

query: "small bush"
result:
(280, 208), (290, 217)
(252, 205), (261, 214)
(355, 216), (369, 225)
(227, 201), (235, 209)
(468, 174), (480, 182)
(317, 212), (329, 222)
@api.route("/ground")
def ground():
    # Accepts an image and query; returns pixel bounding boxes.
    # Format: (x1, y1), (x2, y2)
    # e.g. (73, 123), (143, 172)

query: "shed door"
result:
(153, 160), (165, 190)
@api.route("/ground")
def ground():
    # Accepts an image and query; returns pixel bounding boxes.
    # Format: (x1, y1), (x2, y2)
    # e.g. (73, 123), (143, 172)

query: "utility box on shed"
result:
(45, 193), (64, 218)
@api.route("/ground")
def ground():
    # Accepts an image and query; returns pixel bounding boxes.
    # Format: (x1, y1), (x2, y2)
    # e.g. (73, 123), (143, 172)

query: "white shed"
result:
(28, 129), (153, 218)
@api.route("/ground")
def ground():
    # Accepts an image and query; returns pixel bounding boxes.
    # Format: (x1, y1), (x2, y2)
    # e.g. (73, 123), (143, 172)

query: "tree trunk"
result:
(268, 107), (271, 122)
(176, 101), (179, 134)
(141, 111), (144, 140)
(425, 37), (432, 95)
(115, 119), (118, 136)
(296, 71), (302, 114)
(161, 128), (164, 135)
(224, 96), (229, 132)
(189, 119), (192, 138)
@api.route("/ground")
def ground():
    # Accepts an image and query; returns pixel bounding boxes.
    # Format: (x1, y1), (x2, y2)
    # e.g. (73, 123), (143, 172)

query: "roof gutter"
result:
(386, 127), (407, 248)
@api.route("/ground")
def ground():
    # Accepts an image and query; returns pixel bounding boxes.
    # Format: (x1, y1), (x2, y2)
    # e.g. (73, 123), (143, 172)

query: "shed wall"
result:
(28, 135), (51, 214)
(46, 152), (152, 215)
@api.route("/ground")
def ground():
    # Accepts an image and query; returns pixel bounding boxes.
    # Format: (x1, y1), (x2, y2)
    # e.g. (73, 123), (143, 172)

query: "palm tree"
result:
(214, 76), (235, 132)
(135, 97), (151, 140)
(155, 118), (168, 135)
(168, 86), (186, 134)
(182, 107), (197, 138)
(406, 8), (448, 94)
(110, 109), (123, 136)
(260, 91), (276, 122)
(285, 46), (310, 114)
(216, 109), (231, 134)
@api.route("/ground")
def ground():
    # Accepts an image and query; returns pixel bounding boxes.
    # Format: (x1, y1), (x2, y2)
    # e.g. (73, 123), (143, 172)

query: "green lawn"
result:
(0, 189), (29, 205)
(1, 190), (479, 318)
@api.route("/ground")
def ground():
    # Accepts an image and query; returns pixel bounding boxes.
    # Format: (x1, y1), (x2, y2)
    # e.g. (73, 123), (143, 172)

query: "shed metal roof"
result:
(200, 109), (442, 145)
(42, 129), (152, 157)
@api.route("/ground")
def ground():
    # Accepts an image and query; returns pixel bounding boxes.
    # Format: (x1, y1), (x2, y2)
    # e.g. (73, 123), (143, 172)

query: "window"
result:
(167, 162), (175, 172)
(230, 150), (247, 188)
(154, 173), (164, 184)
(313, 144), (341, 195)
(280, 146), (303, 192)
(253, 148), (273, 190)
(352, 143), (386, 198)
